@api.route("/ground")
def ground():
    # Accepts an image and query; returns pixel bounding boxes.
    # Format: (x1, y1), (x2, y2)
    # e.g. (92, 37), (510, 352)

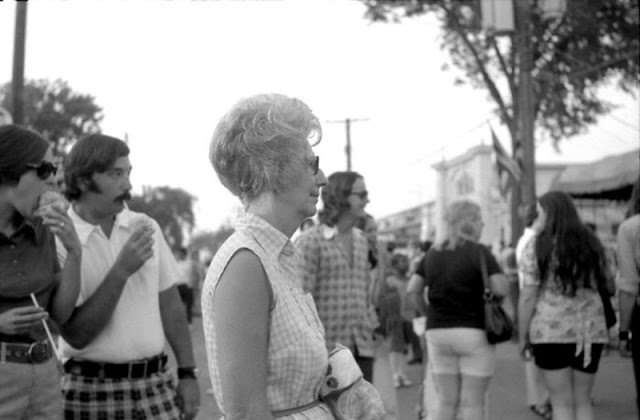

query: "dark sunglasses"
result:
(309, 156), (320, 175)
(26, 161), (57, 180)
(350, 190), (368, 200)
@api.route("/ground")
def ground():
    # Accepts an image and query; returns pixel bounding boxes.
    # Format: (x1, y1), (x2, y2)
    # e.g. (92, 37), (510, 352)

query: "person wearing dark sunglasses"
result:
(26, 160), (58, 180)
(295, 171), (378, 383)
(0, 124), (82, 420)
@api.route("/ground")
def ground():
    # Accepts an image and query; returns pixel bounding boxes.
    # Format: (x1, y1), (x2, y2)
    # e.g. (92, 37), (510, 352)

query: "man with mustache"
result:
(56, 134), (200, 420)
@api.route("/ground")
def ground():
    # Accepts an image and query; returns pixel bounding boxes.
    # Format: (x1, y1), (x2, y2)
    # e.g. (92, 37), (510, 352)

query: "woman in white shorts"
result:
(408, 200), (508, 420)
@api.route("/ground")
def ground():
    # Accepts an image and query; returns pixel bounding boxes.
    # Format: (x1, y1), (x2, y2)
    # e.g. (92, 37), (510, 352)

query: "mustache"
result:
(115, 191), (132, 202)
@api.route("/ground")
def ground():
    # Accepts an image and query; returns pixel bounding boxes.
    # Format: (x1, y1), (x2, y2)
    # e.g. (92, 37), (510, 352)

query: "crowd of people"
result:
(0, 92), (638, 420)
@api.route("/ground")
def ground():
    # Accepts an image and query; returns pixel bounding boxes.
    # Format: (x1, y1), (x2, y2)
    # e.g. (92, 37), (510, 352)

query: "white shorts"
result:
(426, 328), (496, 377)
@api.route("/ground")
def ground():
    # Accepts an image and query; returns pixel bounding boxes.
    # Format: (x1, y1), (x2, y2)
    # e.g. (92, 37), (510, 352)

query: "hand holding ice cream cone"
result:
(113, 215), (155, 277)
(36, 190), (69, 217)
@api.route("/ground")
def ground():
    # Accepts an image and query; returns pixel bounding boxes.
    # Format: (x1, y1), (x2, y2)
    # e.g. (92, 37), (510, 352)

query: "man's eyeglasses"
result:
(350, 190), (368, 200)
(309, 156), (320, 175)
(26, 161), (57, 180)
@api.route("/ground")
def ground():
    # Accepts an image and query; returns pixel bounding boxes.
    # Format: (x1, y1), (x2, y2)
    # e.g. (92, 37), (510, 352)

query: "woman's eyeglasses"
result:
(26, 161), (57, 180)
(350, 190), (368, 200)
(309, 156), (320, 175)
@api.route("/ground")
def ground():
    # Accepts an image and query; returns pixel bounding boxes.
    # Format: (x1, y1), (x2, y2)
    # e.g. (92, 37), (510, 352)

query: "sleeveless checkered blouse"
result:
(202, 213), (334, 419)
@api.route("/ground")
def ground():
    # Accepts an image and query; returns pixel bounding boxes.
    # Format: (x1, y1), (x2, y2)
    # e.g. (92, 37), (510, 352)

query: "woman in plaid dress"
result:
(202, 93), (334, 419)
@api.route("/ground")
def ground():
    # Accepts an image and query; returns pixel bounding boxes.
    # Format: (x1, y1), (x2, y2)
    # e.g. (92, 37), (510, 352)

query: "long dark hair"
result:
(535, 191), (608, 296)
(318, 171), (362, 226)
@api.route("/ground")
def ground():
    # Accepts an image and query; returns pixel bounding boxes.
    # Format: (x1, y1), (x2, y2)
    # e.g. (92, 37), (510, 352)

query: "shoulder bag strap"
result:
(479, 248), (492, 299)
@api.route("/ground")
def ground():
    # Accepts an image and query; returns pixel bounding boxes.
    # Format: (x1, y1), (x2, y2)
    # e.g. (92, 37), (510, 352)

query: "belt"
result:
(64, 354), (167, 379)
(272, 399), (321, 417)
(0, 340), (53, 364)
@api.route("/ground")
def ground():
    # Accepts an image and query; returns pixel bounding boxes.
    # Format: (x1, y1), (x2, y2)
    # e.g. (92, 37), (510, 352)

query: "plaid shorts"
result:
(61, 370), (182, 420)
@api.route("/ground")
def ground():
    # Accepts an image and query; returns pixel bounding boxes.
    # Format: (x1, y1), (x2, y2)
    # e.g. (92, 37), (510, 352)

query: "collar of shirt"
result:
(68, 206), (146, 245)
(0, 214), (41, 244)
(235, 211), (296, 259)
(320, 224), (338, 240)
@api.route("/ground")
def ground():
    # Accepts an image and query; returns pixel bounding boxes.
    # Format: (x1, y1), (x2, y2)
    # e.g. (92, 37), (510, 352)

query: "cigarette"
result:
(29, 293), (60, 359)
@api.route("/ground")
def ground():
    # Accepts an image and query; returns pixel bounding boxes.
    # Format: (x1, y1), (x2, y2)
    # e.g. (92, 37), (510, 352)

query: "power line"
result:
(594, 124), (639, 147)
(386, 115), (499, 174)
(609, 113), (640, 131)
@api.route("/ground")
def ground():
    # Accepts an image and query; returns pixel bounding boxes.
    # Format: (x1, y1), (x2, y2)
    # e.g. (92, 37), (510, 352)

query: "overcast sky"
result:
(1, 0), (638, 233)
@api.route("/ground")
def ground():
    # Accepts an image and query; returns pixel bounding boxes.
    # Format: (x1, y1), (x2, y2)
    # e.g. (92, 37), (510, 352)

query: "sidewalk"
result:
(186, 315), (637, 420)
(399, 341), (637, 420)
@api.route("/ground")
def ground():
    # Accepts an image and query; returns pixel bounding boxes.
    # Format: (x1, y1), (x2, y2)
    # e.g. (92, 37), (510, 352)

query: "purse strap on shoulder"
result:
(479, 248), (493, 300)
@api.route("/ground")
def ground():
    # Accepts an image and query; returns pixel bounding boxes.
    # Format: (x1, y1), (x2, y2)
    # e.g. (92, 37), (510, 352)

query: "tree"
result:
(360, 0), (639, 241)
(1, 78), (103, 155)
(189, 225), (235, 261)
(128, 186), (197, 250)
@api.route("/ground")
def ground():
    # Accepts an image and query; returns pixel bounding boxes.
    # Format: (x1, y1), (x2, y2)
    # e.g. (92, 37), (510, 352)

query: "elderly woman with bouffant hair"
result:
(408, 199), (508, 420)
(202, 93), (338, 419)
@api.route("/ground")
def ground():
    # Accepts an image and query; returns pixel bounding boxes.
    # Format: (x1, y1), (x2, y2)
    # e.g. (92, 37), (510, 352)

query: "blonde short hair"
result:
(441, 200), (481, 249)
(209, 93), (322, 204)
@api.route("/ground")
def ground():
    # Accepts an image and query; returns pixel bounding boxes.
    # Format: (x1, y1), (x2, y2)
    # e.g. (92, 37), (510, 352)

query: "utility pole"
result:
(513, 0), (535, 243)
(326, 118), (369, 171)
(12, 1), (28, 125)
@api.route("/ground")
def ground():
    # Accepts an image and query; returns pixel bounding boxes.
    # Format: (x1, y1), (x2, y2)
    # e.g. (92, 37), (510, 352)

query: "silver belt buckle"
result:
(27, 341), (49, 363)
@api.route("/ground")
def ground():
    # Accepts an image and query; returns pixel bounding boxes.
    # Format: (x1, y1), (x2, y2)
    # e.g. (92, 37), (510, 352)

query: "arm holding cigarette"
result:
(0, 306), (48, 336)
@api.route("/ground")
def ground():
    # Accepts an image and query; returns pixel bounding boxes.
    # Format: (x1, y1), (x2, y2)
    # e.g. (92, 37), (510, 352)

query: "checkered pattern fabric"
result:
(61, 371), (181, 420)
(295, 224), (376, 357)
(202, 212), (333, 419)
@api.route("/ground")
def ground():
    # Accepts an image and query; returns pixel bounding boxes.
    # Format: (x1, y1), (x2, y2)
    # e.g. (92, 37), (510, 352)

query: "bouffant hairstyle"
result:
(318, 171), (363, 226)
(0, 125), (50, 185)
(64, 134), (130, 201)
(209, 93), (322, 204)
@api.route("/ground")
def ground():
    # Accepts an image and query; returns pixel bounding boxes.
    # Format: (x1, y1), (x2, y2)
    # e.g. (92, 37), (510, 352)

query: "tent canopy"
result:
(550, 149), (639, 200)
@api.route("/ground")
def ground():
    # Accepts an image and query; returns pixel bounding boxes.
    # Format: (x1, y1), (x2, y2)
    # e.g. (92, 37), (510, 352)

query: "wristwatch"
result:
(177, 366), (198, 380)
(619, 331), (631, 341)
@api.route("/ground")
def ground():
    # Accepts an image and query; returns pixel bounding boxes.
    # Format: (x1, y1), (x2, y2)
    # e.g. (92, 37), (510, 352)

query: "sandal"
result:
(529, 403), (552, 420)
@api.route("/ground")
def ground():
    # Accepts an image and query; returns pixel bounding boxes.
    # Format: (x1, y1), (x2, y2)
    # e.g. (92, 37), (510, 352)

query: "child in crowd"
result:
(379, 253), (414, 388)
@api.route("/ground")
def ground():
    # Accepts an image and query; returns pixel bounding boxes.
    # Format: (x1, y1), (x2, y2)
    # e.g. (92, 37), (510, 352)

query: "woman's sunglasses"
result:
(350, 190), (369, 200)
(26, 161), (57, 180)
(308, 156), (320, 175)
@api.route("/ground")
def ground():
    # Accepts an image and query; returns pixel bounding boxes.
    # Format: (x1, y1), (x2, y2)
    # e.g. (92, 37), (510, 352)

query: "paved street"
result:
(184, 314), (637, 420)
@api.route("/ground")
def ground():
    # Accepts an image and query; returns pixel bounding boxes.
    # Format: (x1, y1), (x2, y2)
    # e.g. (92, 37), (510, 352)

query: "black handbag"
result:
(480, 251), (515, 344)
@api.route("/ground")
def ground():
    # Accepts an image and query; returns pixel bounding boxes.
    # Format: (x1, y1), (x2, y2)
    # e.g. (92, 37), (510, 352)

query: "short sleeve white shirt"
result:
(58, 207), (178, 362)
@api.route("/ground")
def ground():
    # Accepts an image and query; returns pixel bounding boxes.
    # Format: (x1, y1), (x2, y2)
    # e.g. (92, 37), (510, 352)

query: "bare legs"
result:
(388, 351), (412, 388)
(433, 373), (490, 420)
(542, 367), (596, 420)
